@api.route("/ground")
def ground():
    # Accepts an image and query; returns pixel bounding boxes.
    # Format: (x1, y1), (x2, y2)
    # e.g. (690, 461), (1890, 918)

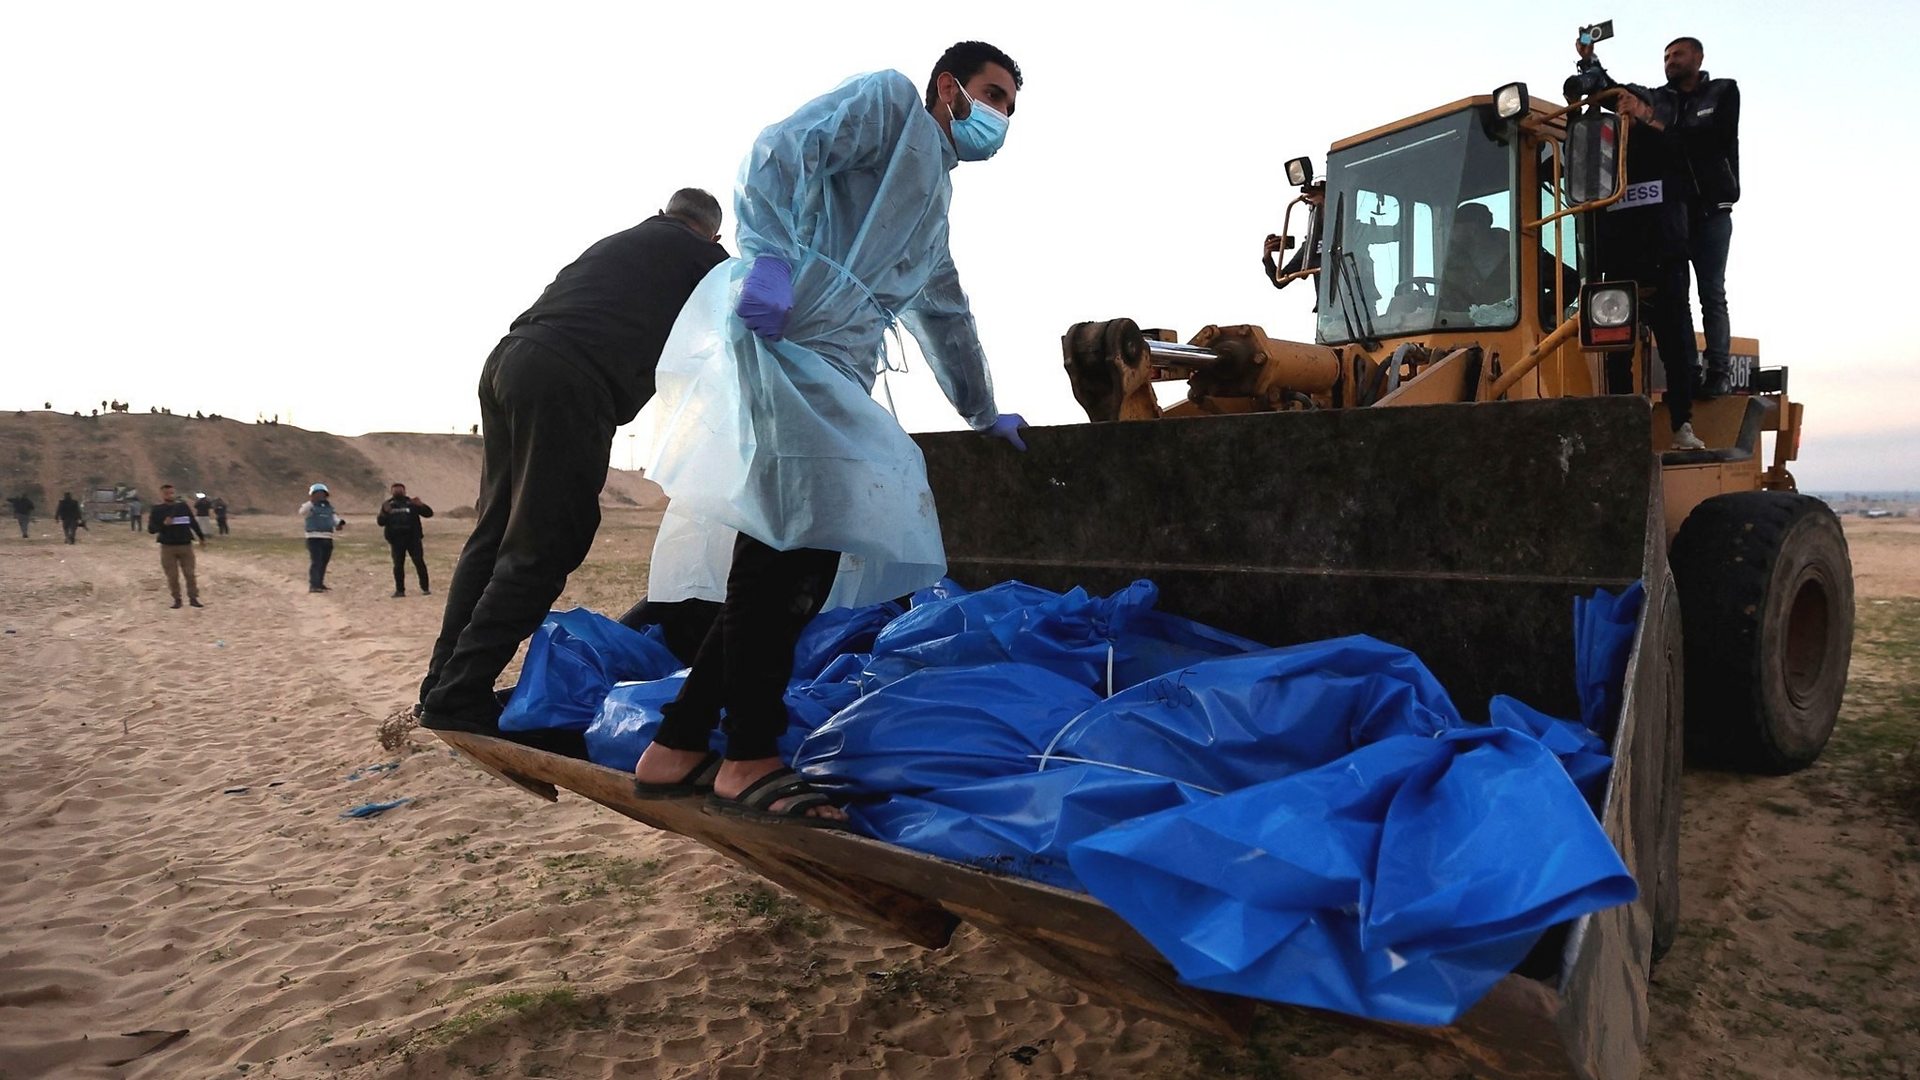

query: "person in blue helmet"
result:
(300, 483), (346, 593)
(631, 41), (1029, 826)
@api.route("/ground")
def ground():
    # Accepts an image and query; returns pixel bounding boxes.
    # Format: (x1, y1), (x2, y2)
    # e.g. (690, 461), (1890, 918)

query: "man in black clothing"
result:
(377, 482), (434, 597)
(148, 483), (206, 608)
(1577, 35), (1741, 399)
(417, 188), (729, 746)
(55, 492), (84, 544)
(9, 494), (32, 538)
(213, 497), (229, 535)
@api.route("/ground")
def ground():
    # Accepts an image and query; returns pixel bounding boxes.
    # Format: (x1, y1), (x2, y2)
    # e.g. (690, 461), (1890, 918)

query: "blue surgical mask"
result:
(950, 85), (1008, 162)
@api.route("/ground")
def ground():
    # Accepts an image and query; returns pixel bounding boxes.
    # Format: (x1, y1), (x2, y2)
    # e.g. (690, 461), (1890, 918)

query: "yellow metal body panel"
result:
(1659, 460), (1761, 542)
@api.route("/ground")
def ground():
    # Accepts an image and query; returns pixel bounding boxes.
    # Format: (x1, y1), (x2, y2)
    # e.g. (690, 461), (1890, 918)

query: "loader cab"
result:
(1314, 104), (1519, 346)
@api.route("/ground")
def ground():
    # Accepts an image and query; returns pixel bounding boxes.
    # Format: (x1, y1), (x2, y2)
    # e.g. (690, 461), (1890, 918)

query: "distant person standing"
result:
(147, 483), (205, 608)
(213, 497), (230, 536)
(300, 483), (346, 593)
(9, 494), (33, 538)
(376, 482), (434, 598)
(193, 492), (212, 518)
(126, 493), (144, 531)
(55, 492), (84, 544)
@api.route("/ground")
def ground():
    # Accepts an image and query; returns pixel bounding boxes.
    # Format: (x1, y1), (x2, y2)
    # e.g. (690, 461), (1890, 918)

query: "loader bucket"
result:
(920, 397), (1654, 722)
(912, 394), (1680, 1078)
(432, 395), (1679, 1079)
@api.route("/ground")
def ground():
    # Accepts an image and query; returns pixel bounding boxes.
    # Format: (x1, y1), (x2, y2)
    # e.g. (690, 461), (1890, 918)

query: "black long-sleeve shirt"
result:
(505, 214), (729, 425)
(376, 497), (435, 541)
(1578, 59), (1741, 209)
(148, 501), (205, 545)
(55, 497), (82, 523)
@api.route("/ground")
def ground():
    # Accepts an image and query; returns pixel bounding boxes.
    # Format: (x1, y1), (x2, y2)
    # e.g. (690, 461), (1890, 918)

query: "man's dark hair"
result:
(664, 188), (722, 236)
(924, 40), (1023, 110)
(1666, 36), (1704, 53)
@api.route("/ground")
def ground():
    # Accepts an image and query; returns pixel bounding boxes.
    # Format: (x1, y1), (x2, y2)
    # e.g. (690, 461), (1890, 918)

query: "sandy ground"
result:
(1, 514), (1915, 1079)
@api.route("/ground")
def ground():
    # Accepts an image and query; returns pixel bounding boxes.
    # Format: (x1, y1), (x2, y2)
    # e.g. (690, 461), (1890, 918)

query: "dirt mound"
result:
(0, 411), (663, 515)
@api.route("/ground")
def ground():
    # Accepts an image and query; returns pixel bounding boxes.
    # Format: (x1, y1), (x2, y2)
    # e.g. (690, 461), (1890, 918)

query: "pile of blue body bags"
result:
(498, 577), (1646, 1027)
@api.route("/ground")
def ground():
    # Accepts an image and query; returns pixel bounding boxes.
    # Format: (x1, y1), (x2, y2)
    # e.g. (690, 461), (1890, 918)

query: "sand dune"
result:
(0, 411), (663, 516)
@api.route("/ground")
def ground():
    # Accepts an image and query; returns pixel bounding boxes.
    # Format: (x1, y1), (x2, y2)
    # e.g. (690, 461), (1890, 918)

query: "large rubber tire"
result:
(1670, 492), (1854, 774)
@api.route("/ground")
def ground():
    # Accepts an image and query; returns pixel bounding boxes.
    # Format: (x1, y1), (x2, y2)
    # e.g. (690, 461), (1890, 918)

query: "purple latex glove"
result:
(984, 412), (1028, 451)
(736, 256), (794, 341)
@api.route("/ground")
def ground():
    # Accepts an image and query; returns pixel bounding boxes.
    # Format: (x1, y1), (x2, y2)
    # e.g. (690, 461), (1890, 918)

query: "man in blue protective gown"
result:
(632, 42), (1028, 825)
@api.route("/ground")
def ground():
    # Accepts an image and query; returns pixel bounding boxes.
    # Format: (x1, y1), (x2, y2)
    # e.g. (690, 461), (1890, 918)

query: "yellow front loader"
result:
(433, 79), (1854, 1080)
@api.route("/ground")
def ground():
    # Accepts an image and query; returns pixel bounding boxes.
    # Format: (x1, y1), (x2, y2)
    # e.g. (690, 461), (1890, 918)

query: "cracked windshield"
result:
(1317, 108), (1517, 344)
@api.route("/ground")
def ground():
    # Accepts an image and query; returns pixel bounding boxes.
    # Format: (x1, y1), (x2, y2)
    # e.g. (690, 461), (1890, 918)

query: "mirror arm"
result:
(1521, 86), (1637, 132)
(1524, 112), (1634, 228)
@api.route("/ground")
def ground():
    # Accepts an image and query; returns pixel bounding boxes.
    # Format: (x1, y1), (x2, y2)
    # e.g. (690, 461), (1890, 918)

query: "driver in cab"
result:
(1439, 203), (1511, 310)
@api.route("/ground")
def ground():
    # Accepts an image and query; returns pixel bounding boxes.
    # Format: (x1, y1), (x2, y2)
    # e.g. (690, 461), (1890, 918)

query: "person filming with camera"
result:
(1575, 27), (1741, 406)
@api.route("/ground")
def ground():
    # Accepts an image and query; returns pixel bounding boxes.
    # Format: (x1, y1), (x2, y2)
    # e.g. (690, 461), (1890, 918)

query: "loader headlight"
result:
(1493, 82), (1530, 120)
(1589, 287), (1633, 326)
(1579, 280), (1640, 352)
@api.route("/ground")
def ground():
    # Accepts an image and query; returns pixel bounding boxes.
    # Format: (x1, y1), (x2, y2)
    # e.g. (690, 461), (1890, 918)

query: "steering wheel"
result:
(1394, 276), (1439, 297)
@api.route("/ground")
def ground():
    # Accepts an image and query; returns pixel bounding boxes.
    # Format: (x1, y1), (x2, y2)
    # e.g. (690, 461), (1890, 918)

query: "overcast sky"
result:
(6, 0), (1914, 490)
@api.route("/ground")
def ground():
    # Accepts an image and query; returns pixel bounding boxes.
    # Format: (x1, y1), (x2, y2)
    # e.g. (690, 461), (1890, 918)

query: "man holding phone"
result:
(1576, 31), (1742, 401)
(1261, 180), (1325, 292)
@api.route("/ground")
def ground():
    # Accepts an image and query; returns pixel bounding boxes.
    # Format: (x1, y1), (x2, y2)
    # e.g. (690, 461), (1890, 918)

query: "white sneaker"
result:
(1671, 422), (1705, 451)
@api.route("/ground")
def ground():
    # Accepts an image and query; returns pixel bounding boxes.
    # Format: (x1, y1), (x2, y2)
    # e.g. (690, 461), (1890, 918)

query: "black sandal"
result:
(633, 750), (723, 799)
(706, 766), (845, 829)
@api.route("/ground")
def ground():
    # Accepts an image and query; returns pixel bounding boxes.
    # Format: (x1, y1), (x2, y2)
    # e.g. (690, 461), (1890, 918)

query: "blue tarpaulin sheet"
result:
(1576, 580), (1646, 735)
(499, 609), (681, 733)
(522, 578), (1643, 1026)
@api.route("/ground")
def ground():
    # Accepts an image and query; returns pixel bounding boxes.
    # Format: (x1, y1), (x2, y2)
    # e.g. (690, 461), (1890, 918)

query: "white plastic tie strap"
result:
(1036, 640), (1121, 773)
(799, 246), (910, 376)
(1026, 753), (1225, 797)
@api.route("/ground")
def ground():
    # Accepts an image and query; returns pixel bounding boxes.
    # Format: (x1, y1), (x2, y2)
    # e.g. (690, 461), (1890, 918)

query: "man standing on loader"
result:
(1568, 38), (1701, 449)
(630, 42), (1030, 826)
(1262, 180), (1325, 292)
(1576, 33), (1742, 401)
(415, 188), (729, 752)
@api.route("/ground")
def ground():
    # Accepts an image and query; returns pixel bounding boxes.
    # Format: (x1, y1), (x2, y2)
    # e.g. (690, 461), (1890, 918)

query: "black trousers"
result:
(217, 517), (229, 535)
(389, 535), (429, 592)
(617, 597), (720, 666)
(307, 537), (334, 588)
(1646, 256), (1697, 430)
(62, 521), (79, 543)
(419, 337), (614, 719)
(653, 533), (840, 762)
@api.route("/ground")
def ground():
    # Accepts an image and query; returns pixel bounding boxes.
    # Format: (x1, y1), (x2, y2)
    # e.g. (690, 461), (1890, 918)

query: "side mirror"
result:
(1285, 156), (1314, 187)
(1566, 112), (1618, 204)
